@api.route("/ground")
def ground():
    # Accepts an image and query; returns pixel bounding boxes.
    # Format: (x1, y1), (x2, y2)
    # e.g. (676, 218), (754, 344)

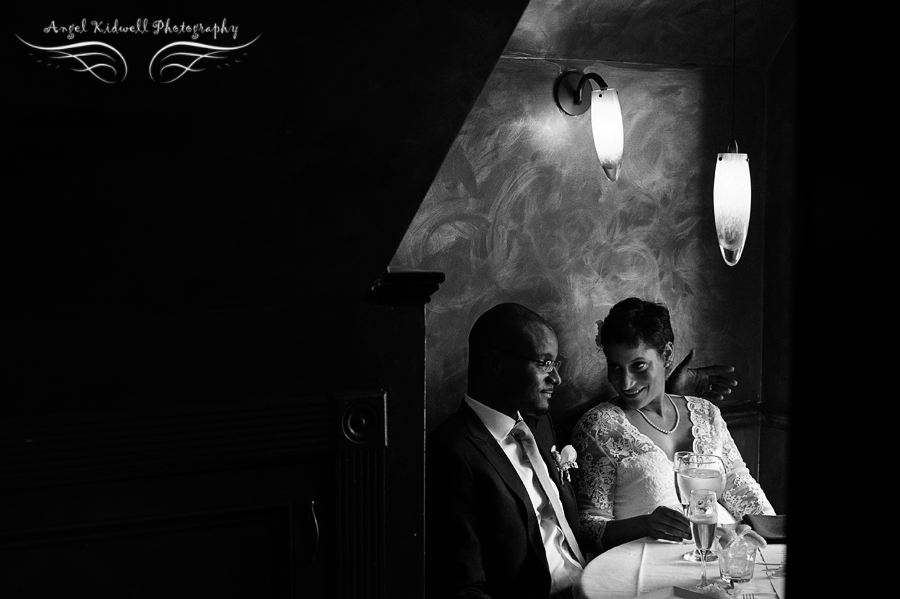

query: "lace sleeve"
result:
(571, 409), (617, 554)
(709, 405), (776, 519)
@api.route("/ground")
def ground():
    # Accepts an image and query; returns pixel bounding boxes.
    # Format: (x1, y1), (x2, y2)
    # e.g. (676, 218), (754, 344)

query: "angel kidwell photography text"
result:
(41, 18), (240, 40)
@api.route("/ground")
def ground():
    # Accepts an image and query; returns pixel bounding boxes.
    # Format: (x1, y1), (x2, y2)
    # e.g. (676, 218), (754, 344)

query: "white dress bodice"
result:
(571, 396), (775, 552)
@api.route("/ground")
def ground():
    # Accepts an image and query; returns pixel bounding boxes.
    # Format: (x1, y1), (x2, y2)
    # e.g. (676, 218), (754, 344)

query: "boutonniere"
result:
(550, 445), (578, 483)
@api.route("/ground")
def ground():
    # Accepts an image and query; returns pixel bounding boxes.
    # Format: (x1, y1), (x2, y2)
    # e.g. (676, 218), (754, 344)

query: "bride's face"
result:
(603, 341), (672, 410)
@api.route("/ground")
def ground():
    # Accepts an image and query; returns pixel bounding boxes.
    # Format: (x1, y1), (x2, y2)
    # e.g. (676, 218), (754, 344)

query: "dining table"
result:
(573, 537), (787, 599)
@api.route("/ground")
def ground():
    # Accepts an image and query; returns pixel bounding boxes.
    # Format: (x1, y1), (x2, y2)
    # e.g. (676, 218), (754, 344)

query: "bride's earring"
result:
(663, 344), (674, 373)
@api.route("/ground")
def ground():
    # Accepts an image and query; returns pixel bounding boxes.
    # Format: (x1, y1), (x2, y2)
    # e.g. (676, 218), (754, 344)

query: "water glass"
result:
(718, 539), (756, 596)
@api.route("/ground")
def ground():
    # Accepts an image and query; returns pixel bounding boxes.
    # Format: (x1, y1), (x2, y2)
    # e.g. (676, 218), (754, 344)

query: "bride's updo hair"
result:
(597, 297), (674, 356)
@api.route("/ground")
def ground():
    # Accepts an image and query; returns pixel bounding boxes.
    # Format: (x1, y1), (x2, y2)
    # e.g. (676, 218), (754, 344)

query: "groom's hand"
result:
(666, 349), (737, 401)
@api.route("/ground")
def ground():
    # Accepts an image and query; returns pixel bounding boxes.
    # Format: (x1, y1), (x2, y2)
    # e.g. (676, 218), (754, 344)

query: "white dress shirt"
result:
(465, 395), (583, 595)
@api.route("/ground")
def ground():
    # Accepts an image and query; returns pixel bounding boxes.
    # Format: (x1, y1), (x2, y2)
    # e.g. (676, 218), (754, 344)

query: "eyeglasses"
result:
(496, 350), (562, 373)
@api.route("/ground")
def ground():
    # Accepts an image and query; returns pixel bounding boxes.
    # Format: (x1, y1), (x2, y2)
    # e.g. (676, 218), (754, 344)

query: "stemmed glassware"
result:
(676, 453), (726, 561)
(672, 451), (693, 545)
(687, 489), (717, 590)
(673, 451), (693, 513)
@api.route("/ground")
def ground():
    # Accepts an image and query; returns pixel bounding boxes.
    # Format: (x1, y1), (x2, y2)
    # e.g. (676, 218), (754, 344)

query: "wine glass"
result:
(677, 453), (726, 561)
(718, 536), (756, 596)
(688, 489), (717, 590)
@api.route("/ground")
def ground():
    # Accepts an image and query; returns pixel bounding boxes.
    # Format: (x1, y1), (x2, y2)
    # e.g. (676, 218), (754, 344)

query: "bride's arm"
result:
(571, 414), (615, 554)
(715, 410), (776, 517)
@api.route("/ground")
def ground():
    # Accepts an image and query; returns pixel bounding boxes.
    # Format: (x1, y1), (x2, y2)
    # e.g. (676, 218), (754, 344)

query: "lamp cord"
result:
(731, 0), (736, 142)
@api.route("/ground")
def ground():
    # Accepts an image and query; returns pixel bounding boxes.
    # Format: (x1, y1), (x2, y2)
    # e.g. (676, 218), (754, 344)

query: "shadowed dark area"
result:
(4, 1), (528, 417)
(3, 2), (528, 597)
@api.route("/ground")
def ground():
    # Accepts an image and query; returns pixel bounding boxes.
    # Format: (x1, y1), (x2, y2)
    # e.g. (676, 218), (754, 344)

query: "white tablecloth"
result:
(574, 538), (786, 599)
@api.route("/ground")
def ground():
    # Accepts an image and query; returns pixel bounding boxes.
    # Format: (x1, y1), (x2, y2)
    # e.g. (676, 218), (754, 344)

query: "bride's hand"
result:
(646, 505), (691, 542)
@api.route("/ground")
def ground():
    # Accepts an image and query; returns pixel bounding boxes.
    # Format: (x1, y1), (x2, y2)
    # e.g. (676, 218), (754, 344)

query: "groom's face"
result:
(496, 323), (561, 417)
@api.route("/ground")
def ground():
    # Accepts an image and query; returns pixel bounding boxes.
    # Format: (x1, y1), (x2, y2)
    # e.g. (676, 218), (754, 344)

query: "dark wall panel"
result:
(2, 506), (294, 598)
(2, 275), (441, 598)
(762, 24), (796, 417)
(759, 415), (788, 515)
(761, 21), (796, 517)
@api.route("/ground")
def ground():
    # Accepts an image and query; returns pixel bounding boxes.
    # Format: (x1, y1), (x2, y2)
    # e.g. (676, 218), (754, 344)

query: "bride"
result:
(571, 297), (775, 553)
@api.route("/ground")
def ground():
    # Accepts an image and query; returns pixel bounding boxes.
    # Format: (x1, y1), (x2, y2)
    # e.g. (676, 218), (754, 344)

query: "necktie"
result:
(510, 419), (586, 567)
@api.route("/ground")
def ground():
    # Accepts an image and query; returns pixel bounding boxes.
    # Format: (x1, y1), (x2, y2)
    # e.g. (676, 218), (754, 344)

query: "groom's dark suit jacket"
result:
(425, 401), (581, 599)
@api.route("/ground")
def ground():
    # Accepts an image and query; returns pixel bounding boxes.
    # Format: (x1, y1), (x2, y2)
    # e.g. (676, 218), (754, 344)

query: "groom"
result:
(425, 302), (735, 599)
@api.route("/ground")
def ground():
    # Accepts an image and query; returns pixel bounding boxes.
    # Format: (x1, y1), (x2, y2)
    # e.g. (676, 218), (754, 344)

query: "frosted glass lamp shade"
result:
(713, 152), (751, 266)
(590, 88), (624, 182)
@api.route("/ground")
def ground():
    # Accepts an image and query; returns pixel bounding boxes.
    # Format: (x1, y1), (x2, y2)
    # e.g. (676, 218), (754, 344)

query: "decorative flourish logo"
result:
(16, 35), (128, 83)
(16, 19), (258, 84)
(148, 36), (260, 83)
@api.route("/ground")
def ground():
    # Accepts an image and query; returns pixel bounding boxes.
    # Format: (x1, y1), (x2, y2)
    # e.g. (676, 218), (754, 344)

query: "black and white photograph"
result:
(3, 2), (807, 598)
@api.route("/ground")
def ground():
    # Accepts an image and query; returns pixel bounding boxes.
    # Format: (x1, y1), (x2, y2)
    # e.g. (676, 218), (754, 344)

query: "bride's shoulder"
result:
(683, 396), (721, 419)
(588, 400), (624, 417)
(574, 400), (625, 432)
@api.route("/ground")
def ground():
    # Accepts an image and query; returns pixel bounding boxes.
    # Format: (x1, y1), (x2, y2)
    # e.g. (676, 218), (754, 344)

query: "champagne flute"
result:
(673, 451), (693, 545)
(673, 451), (693, 515)
(688, 489), (717, 590)
(677, 453), (726, 562)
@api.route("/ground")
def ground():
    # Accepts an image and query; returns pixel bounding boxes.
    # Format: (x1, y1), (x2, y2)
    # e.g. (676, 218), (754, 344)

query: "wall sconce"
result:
(714, 140), (751, 266)
(713, 0), (751, 266)
(554, 71), (624, 182)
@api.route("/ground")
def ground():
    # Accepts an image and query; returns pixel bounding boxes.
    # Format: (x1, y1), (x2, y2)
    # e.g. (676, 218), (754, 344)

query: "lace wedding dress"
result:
(571, 396), (775, 552)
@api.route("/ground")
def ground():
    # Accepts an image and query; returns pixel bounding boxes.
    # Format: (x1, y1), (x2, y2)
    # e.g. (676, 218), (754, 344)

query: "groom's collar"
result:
(464, 394), (519, 442)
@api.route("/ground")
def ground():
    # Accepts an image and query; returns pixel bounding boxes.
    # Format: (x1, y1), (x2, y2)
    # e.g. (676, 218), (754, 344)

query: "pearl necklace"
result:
(634, 394), (679, 435)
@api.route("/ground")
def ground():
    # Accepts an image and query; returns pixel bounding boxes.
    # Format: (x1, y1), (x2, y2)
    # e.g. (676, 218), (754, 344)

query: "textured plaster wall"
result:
(392, 57), (766, 435)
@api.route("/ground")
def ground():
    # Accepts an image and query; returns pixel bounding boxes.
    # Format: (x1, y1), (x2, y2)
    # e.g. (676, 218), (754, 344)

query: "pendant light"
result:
(713, 0), (751, 266)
